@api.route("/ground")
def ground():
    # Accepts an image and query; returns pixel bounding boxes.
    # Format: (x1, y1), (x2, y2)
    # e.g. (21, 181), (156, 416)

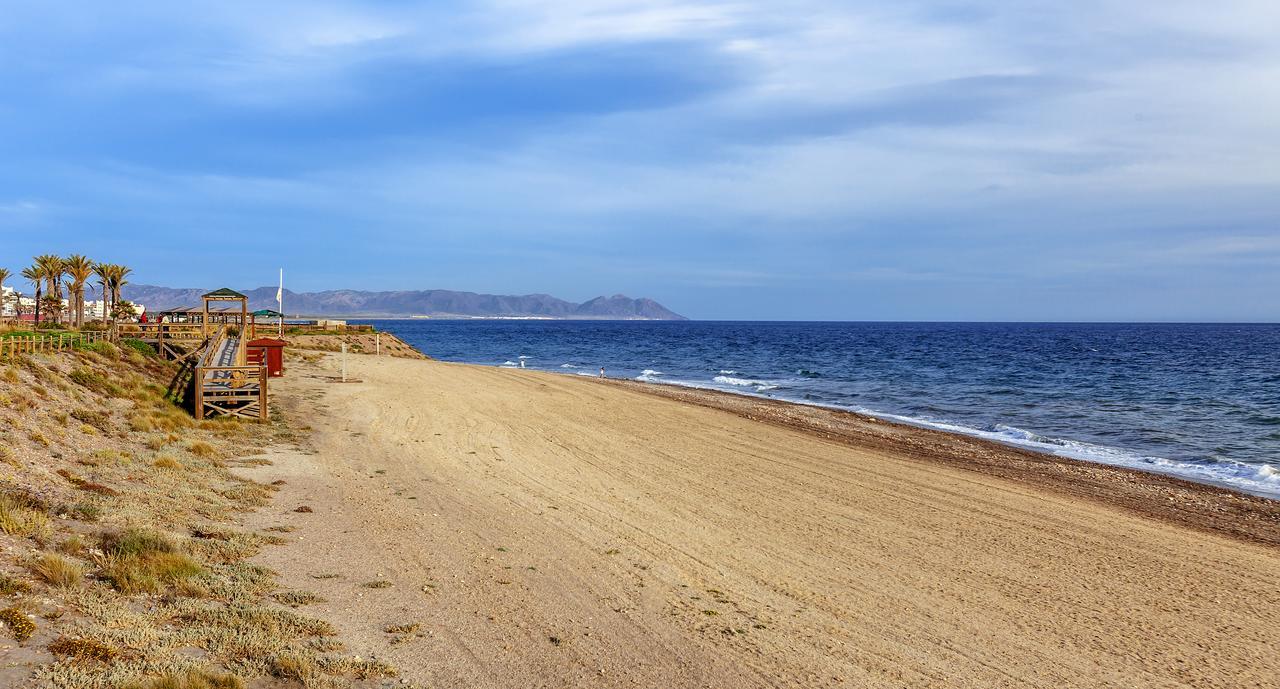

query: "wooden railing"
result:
(193, 325), (268, 421)
(0, 331), (112, 358)
(118, 323), (206, 340)
(198, 325), (231, 368)
(116, 323), (208, 360)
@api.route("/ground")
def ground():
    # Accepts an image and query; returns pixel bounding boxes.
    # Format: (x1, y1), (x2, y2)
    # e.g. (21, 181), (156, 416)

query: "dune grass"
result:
(0, 343), (394, 687)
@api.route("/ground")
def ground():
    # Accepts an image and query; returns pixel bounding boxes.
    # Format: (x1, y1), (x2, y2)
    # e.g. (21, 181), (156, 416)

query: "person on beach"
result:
(599, 366), (606, 378)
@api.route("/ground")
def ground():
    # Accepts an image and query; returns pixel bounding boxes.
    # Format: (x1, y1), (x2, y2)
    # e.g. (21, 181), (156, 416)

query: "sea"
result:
(356, 320), (1280, 500)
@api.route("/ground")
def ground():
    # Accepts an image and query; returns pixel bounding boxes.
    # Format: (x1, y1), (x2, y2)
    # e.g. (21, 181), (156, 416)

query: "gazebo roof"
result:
(252, 309), (283, 317)
(203, 288), (246, 300)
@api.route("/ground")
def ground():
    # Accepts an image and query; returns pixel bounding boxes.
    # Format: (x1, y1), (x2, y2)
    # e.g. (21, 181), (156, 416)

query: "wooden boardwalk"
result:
(193, 327), (267, 421)
(124, 288), (270, 422)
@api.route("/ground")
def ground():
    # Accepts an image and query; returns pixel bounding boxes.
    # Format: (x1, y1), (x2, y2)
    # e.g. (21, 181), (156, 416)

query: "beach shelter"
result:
(201, 288), (249, 364)
(252, 308), (284, 338)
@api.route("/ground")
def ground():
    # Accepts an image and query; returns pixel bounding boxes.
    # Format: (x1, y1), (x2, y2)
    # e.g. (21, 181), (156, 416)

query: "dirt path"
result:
(239, 355), (1280, 689)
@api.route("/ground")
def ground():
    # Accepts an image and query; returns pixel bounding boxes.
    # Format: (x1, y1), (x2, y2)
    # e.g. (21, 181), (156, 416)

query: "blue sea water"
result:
(358, 320), (1280, 500)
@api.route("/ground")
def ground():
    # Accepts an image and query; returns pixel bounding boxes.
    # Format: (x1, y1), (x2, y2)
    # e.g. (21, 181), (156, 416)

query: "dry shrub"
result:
(28, 553), (86, 588)
(0, 607), (35, 641)
(129, 414), (156, 433)
(218, 482), (272, 507)
(149, 406), (195, 431)
(271, 590), (324, 607)
(319, 656), (397, 680)
(0, 573), (32, 595)
(67, 499), (104, 523)
(97, 528), (202, 594)
(58, 534), (89, 555)
(154, 455), (183, 470)
(172, 578), (211, 599)
(47, 635), (119, 662)
(269, 653), (316, 682)
(125, 669), (244, 689)
(71, 407), (112, 432)
(56, 468), (120, 496)
(69, 367), (124, 397)
(169, 602), (336, 664)
(0, 493), (51, 538)
(186, 441), (218, 458)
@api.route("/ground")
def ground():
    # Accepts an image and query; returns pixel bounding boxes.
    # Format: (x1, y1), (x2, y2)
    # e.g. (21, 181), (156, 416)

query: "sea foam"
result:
(845, 412), (1280, 500)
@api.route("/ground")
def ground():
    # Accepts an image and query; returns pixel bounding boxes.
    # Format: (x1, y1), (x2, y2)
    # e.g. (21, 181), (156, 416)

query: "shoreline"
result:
(426, 357), (1280, 514)
(604, 375), (1280, 548)
(657, 381), (1279, 501)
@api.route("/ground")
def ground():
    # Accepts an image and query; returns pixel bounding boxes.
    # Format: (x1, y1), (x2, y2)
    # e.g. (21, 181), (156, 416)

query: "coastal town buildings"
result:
(1, 285), (145, 320)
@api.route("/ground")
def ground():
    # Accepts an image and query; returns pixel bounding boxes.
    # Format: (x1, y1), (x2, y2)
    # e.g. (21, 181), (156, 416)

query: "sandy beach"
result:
(242, 353), (1280, 689)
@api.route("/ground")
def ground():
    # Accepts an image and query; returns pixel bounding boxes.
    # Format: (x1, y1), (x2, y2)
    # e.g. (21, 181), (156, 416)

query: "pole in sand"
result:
(376, 333), (381, 356)
(341, 343), (348, 383)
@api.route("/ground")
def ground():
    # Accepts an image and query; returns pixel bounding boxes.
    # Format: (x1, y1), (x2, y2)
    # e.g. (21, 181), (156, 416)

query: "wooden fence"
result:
(0, 330), (113, 358)
(117, 323), (207, 360)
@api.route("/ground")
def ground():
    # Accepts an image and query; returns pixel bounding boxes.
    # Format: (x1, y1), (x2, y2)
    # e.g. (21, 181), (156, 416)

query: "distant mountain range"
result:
(122, 285), (687, 321)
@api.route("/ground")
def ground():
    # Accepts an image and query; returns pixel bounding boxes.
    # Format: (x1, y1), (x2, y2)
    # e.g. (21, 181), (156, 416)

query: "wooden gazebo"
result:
(202, 288), (248, 365)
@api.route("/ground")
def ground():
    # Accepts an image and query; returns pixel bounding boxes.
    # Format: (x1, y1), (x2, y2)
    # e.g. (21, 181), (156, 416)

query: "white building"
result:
(84, 300), (146, 318)
(0, 286), (33, 318)
(0, 286), (143, 320)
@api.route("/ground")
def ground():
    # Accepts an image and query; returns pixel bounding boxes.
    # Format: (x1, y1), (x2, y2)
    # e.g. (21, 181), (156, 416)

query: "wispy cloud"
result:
(0, 1), (1278, 319)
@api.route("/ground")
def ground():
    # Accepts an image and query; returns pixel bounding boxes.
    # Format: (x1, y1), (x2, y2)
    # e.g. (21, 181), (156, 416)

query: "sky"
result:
(1, 1), (1278, 321)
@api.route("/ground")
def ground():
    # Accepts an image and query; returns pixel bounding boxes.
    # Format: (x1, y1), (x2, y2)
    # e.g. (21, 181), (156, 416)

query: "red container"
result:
(246, 337), (287, 377)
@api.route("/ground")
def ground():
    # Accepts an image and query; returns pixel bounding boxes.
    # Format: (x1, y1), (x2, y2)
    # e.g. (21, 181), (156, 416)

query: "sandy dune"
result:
(241, 354), (1280, 689)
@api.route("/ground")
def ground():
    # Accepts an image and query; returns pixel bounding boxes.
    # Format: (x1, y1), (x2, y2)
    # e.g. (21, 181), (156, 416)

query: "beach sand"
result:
(240, 354), (1280, 689)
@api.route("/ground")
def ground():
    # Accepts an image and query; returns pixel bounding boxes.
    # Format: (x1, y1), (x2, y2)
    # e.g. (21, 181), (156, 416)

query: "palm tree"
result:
(93, 262), (112, 324)
(110, 265), (132, 310)
(0, 268), (10, 322)
(22, 264), (43, 325)
(63, 255), (94, 329)
(94, 263), (134, 325)
(34, 254), (65, 325)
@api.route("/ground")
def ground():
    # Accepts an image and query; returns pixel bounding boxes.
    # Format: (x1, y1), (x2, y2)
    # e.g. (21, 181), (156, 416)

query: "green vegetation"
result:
(120, 338), (157, 357)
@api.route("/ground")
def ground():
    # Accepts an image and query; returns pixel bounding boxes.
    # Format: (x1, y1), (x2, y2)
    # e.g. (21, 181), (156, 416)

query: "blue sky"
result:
(1, 1), (1278, 320)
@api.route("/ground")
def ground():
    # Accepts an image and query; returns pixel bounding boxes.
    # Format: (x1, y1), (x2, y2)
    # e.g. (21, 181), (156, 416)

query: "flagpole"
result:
(277, 268), (283, 337)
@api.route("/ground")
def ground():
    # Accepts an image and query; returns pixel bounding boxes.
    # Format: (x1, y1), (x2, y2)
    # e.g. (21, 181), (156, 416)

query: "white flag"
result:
(276, 269), (283, 309)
